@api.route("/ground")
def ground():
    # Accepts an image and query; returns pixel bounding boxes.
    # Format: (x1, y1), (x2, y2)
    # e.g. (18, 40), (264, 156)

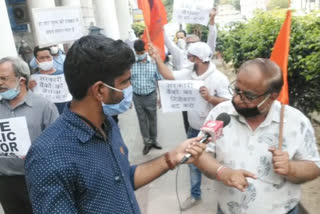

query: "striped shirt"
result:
(131, 55), (162, 95)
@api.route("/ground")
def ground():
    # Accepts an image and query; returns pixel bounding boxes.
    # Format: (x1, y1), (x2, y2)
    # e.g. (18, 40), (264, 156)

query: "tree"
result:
(217, 10), (320, 114)
(267, 0), (289, 10)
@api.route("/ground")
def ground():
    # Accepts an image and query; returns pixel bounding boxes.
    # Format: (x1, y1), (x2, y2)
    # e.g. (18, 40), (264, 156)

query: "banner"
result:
(270, 10), (291, 104)
(31, 74), (72, 103)
(158, 80), (207, 113)
(32, 7), (83, 47)
(138, 0), (167, 61)
(172, 0), (214, 26)
(0, 117), (31, 158)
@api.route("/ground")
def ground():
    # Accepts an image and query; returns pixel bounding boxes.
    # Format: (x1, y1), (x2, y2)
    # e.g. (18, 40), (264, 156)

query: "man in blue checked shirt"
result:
(24, 35), (208, 214)
(131, 39), (163, 155)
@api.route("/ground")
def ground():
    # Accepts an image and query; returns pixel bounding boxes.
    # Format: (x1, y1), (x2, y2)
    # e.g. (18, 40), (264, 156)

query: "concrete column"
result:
(115, 0), (132, 40)
(94, 0), (120, 39)
(80, 0), (95, 35)
(61, 0), (81, 7)
(26, 0), (56, 46)
(0, 0), (17, 58)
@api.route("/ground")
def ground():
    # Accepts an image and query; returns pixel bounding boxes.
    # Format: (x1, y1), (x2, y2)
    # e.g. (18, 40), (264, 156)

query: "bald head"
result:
(238, 58), (283, 94)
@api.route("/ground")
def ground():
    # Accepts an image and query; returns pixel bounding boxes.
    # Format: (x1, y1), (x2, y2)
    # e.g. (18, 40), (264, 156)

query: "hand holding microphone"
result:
(180, 113), (231, 164)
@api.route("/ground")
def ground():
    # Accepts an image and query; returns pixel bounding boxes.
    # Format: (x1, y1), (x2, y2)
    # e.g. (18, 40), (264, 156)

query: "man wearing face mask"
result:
(29, 45), (66, 72)
(0, 56), (59, 214)
(24, 35), (210, 213)
(150, 42), (231, 211)
(200, 58), (320, 214)
(28, 46), (67, 114)
(131, 39), (163, 155)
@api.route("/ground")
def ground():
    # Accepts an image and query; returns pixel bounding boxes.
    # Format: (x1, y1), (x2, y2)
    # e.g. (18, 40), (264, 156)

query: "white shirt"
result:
(173, 62), (231, 130)
(204, 100), (320, 214)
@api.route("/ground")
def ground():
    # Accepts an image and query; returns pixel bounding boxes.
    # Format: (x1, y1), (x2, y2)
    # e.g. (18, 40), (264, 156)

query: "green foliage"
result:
(132, 22), (145, 37)
(186, 24), (209, 42)
(217, 10), (320, 114)
(163, 0), (173, 21)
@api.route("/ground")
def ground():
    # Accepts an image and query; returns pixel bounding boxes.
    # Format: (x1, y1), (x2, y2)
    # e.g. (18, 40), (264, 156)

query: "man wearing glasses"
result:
(198, 58), (320, 214)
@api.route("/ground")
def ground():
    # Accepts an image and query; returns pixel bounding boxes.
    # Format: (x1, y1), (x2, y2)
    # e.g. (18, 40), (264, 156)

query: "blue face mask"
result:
(136, 52), (147, 61)
(102, 84), (133, 116)
(0, 79), (21, 100)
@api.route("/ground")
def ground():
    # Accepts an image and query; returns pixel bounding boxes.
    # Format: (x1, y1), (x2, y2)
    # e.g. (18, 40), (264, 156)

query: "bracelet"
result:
(164, 152), (176, 170)
(216, 165), (226, 180)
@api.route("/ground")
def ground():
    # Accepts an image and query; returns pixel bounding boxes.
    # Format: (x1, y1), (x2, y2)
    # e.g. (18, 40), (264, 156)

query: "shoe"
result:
(143, 145), (152, 155)
(152, 142), (162, 150)
(180, 196), (201, 211)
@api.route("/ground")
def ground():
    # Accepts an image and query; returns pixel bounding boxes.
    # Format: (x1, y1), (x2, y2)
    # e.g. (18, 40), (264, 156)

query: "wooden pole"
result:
(278, 104), (285, 150)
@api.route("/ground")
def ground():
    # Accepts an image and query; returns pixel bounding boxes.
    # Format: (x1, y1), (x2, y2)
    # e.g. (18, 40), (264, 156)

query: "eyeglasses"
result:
(0, 76), (15, 83)
(228, 80), (270, 103)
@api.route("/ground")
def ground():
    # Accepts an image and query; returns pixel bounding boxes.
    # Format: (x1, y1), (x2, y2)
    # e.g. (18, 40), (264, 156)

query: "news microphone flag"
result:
(180, 113), (230, 164)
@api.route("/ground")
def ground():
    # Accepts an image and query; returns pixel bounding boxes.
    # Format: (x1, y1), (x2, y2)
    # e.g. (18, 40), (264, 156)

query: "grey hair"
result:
(0, 56), (30, 85)
(186, 34), (200, 42)
(239, 58), (283, 94)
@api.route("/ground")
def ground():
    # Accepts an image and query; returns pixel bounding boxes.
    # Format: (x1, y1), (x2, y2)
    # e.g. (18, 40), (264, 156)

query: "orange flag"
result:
(138, 0), (167, 61)
(270, 9), (291, 104)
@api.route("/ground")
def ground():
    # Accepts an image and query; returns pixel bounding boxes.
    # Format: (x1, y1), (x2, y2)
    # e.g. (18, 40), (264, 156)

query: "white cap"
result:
(187, 42), (212, 62)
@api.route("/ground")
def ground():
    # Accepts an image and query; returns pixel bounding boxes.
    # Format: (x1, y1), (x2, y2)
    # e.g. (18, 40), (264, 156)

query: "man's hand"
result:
(148, 43), (161, 61)
(199, 86), (211, 101)
(28, 80), (37, 90)
(269, 147), (291, 177)
(218, 168), (256, 192)
(170, 137), (207, 165)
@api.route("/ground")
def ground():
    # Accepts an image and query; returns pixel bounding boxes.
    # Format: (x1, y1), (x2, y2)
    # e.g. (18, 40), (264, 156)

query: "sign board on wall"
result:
(32, 7), (83, 46)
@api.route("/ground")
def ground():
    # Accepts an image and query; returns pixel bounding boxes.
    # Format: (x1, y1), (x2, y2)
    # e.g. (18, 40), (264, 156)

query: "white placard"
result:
(31, 74), (72, 103)
(0, 117), (31, 158)
(172, 0), (214, 26)
(158, 80), (207, 113)
(32, 7), (83, 47)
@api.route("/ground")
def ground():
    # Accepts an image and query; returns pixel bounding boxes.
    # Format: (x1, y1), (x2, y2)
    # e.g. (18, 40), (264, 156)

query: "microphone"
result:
(180, 113), (231, 164)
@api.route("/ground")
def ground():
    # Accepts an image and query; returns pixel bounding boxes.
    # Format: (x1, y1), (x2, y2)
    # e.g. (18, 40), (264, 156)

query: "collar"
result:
(62, 103), (112, 144)
(190, 62), (216, 80)
(1, 90), (33, 109)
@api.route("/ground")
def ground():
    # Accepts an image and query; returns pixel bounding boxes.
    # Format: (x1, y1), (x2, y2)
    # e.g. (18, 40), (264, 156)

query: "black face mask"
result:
(232, 100), (261, 118)
(231, 94), (271, 118)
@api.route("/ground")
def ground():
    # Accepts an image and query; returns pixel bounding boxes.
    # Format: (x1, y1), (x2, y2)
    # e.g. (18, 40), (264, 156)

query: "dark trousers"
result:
(182, 111), (189, 135)
(0, 175), (33, 214)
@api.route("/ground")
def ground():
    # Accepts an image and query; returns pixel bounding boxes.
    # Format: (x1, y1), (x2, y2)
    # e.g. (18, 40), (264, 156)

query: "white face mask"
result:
(50, 46), (59, 55)
(38, 60), (54, 71)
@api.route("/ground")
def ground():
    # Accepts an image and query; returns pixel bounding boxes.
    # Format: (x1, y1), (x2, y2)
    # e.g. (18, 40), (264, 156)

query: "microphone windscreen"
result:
(216, 113), (231, 127)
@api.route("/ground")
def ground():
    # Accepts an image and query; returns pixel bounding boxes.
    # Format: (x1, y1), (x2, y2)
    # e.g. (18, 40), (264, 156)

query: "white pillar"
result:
(115, 0), (132, 40)
(61, 0), (81, 7)
(95, 0), (120, 39)
(0, 0), (17, 58)
(80, 0), (95, 35)
(26, 0), (55, 46)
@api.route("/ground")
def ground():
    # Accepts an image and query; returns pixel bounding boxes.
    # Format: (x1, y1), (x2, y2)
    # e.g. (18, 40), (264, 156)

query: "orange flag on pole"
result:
(270, 9), (291, 104)
(138, 0), (167, 61)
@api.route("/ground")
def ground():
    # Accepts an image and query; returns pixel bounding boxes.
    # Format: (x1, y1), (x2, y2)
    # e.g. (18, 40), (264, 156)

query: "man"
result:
(164, 8), (218, 136)
(24, 35), (211, 213)
(29, 46), (67, 114)
(131, 39), (163, 155)
(196, 58), (320, 214)
(150, 42), (231, 210)
(0, 56), (59, 214)
(29, 45), (66, 72)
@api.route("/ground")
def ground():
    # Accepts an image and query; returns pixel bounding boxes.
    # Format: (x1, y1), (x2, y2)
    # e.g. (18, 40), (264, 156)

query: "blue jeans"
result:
(217, 204), (299, 214)
(187, 127), (201, 200)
